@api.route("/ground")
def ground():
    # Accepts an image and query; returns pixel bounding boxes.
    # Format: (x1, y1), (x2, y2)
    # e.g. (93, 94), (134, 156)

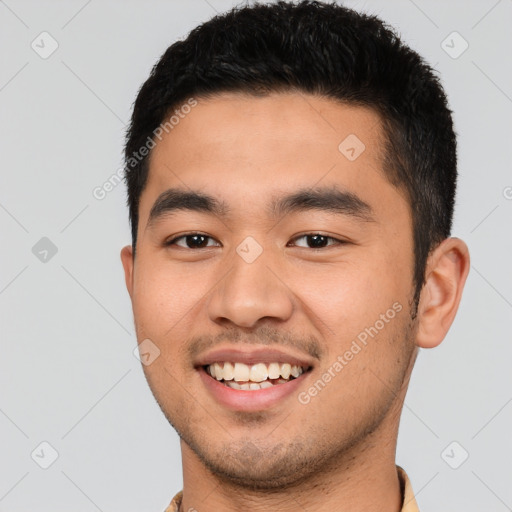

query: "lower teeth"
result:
(222, 378), (293, 390)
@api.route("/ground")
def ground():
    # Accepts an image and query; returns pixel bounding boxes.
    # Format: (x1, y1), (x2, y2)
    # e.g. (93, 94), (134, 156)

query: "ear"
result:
(120, 245), (134, 299)
(416, 237), (470, 348)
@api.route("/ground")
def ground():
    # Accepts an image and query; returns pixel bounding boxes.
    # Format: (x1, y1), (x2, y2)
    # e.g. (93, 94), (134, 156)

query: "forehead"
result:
(140, 91), (407, 227)
(150, 91), (385, 172)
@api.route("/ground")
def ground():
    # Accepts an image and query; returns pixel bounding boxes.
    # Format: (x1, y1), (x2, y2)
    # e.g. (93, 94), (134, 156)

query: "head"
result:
(121, 0), (469, 490)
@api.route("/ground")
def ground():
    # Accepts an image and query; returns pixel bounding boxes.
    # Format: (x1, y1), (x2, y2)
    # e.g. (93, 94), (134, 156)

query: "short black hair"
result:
(124, 0), (457, 309)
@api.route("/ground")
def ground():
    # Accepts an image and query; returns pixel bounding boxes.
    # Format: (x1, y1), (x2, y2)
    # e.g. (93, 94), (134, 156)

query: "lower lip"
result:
(198, 367), (309, 412)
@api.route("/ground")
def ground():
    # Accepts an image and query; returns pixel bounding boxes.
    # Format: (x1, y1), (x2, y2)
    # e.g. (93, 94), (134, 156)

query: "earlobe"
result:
(415, 237), (470, 349)
(120, 245), (134, 299)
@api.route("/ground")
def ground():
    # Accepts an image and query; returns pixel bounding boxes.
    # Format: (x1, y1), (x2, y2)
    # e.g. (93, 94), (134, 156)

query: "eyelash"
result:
(164, 232), (345, 250)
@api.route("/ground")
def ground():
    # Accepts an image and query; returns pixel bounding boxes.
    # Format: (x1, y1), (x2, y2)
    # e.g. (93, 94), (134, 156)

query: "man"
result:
(120, 1), (470, 510)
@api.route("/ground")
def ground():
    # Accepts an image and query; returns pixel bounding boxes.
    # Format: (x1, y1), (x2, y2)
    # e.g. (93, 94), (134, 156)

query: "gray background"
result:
(0, 0), (511, 510)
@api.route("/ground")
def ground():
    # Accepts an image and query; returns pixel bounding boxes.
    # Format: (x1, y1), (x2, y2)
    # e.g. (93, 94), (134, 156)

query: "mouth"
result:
(204, 361), (312, 390)
(195, 347), (315, 411)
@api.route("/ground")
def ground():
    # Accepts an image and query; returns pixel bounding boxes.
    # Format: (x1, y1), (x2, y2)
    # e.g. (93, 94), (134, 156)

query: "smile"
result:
(205, 361), (309, 390)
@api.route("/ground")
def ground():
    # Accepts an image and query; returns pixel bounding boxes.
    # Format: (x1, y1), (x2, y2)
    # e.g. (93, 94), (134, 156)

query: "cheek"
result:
(132, 262), (200, 397)
(292, 254), (409, 346)
(131, 257), (201, 342)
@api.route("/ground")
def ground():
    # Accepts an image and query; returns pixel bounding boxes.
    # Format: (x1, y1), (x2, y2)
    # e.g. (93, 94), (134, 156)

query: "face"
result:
(122, 92), (418, 489)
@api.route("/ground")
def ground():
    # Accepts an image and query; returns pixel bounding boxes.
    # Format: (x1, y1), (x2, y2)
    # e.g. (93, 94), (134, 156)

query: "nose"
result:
(206, 241), (294, 329)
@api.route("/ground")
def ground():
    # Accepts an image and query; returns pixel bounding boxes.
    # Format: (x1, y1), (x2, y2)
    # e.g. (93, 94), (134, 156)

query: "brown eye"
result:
(165, 233), (220, 249)
(290, 234), (342, 249)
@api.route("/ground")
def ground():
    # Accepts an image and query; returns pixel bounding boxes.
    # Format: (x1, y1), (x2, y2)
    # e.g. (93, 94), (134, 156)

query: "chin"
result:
(184, 435), (335, 491)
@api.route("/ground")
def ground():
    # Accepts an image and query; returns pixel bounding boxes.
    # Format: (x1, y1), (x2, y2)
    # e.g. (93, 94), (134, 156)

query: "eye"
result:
(164, 232), (345, 250)
(288, 233), (344, 249)
(164, 233), (220, 249)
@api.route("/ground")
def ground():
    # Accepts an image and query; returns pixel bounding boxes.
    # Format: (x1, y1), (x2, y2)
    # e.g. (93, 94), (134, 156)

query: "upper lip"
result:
(194, 346), (315, 369)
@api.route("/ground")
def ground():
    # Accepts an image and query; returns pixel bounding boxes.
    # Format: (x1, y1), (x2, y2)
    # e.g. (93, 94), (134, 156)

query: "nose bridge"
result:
(207, 235), (293, 328)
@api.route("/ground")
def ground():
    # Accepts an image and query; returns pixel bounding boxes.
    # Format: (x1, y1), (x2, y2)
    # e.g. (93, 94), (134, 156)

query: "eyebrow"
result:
(270, 186), (374, 222)
(147, 185), (375, 228)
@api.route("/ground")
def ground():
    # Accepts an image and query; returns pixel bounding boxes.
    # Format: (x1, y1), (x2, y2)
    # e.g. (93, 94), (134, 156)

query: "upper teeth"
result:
(207, 362), (305, 382)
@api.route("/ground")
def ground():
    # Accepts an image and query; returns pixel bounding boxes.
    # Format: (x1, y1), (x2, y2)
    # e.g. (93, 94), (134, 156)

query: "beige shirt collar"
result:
(164, 465), (419, 511)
